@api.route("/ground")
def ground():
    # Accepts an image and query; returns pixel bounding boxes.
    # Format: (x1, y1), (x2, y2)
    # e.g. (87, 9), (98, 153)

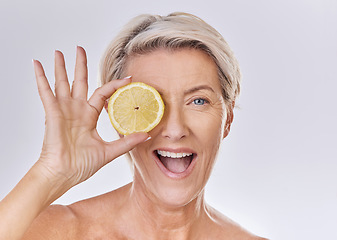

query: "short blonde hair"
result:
(100, 12), (241, 107)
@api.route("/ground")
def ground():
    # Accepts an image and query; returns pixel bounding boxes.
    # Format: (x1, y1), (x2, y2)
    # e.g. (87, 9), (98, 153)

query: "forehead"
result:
(124, 48), (221, 94)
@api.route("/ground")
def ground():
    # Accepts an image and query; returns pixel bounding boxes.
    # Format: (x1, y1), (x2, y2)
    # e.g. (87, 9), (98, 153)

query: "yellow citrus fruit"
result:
(108, 82), (165, 135)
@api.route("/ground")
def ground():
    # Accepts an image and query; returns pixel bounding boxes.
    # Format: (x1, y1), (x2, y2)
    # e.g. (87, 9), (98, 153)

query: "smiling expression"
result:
(124, 48), (230, 207)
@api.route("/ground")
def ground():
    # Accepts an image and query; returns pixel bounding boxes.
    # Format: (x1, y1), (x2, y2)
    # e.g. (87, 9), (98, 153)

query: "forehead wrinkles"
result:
(125, 48), (218, 74)
(124, 49), (222, 97)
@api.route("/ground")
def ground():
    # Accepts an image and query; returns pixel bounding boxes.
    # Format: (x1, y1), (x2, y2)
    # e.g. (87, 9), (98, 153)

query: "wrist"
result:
(0, 160), (74, 240)
(30, 160), (75, 205)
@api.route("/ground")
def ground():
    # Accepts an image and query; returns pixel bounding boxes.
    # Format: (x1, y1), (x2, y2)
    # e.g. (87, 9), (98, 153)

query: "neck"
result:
(126, 179), (207, 239)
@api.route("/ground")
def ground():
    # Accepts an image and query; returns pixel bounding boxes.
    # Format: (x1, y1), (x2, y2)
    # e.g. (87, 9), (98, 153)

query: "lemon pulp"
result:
(108, 82), (164, 135)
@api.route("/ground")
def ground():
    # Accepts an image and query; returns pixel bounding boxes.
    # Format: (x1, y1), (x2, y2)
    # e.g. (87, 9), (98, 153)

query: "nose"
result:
(159, 104), (189, 140)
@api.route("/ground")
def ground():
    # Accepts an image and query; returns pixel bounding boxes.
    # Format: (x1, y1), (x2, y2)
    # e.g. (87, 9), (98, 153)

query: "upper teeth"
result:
(157, 150), (193, 158)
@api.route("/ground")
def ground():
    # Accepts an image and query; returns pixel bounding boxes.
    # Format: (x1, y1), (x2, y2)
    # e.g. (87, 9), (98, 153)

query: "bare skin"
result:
(23, 183), (265, 240)
(0, 47), (268, 240)
(0, 47), (149, 240)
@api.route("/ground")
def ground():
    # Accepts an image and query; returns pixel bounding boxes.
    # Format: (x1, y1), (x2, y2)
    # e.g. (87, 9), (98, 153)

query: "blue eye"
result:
(193, 98), (206, 105)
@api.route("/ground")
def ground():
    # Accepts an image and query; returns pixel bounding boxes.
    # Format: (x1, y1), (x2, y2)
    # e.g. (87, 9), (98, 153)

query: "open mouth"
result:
(155, 150), (195, 174)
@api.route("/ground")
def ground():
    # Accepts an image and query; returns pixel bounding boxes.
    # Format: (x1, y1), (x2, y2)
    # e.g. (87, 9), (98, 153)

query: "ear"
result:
(104, 100), (124, 139)
(223, 101), (235, 139)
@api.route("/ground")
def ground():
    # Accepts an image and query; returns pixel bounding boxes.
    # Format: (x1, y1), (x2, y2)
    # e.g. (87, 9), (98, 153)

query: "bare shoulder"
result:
(23, 184), (131, 239)
(22, 204), (79, 240)
(205, 204), (269, 240)
(22, 192), (116, 239)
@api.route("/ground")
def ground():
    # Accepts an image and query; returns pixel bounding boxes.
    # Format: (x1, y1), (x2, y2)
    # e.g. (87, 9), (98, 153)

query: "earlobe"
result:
(223, 101), (235, 139)
(222, 120), (232, 139)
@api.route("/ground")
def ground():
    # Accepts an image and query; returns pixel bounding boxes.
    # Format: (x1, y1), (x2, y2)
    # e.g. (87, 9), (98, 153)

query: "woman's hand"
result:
(0, 46), (148, 240)
(33, 46), (148, 189)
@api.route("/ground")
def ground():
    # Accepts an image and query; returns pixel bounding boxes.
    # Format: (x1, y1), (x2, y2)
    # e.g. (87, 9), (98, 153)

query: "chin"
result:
(131, 147), (210, 208)
(142, 167), (206, 209)
(152, 183), (202, 208)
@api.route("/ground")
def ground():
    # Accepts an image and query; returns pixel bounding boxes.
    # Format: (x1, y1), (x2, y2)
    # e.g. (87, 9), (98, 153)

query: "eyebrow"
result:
(184, 85), (215, 95)
(156, 84), (215, 97)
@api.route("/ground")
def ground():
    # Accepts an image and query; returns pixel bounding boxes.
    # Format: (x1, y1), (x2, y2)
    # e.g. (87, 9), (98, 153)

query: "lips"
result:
(154, 149), (196, 177)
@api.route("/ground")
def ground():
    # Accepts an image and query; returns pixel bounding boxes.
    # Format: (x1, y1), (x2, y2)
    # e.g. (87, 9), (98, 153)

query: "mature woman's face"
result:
(125, 48), (229, 207)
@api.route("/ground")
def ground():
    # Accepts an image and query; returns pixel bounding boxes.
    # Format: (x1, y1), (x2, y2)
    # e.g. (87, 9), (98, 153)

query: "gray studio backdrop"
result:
(0, 0), (336, 239)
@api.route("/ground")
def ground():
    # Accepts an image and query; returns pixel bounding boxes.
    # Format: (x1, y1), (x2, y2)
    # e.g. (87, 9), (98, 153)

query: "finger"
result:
(33, 60), (56, 113)
(88, 77), (132, 114)
(103, 132), (150, 164)
(54, 50), (70, 98)
(71, 46), (88, 100)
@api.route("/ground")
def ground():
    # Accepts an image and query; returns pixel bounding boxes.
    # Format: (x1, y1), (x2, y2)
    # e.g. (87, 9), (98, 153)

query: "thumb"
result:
(103, 132), (150, 164)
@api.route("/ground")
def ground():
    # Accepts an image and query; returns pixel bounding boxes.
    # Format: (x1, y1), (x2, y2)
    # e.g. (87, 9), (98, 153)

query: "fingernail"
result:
(123, 76), (132, 80)
(76, 45), (82, 53)
(76, 46), (80, 57)
(55, 50), (62, 57)
(145, 136), (152, 142)
(32, 59), (38, 66)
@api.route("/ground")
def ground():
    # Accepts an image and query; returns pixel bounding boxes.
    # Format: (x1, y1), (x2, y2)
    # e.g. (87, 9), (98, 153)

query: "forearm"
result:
(0, 162), (70, 240)
(0, 47), (147, 240)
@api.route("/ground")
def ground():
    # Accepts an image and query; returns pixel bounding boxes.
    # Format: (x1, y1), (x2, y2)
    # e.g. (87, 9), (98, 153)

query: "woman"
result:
(0, 12), (267, 239)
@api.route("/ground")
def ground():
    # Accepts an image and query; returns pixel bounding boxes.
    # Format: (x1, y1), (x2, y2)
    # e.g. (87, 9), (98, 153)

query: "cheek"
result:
(130, 141), (158, 178)
(130, 145), (148, 171)
(188, 109), (226, 143)
(188, 110), (225, 172)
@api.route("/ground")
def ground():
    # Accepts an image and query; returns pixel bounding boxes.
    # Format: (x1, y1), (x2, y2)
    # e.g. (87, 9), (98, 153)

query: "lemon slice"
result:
(108, 82), (165, 135)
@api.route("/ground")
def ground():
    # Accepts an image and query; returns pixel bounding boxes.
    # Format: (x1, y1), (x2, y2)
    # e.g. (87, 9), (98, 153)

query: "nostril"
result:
(159, 107), (188, 140)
